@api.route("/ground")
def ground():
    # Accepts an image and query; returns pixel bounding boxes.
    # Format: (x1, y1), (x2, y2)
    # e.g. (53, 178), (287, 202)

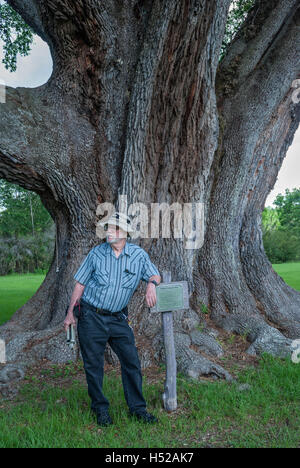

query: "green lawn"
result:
(0, 273), (45, 325)
(0, 264), (299, 448)
(272, 262), (300, 291)
(0, 354), (299, 448)
(0, 262), (299, 327)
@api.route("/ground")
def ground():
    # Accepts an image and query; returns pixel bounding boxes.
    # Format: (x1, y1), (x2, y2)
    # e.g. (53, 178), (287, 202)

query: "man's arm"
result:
(145, 275), (161, 308)
(140, 251), (161, 308)
(68, 281), (85, 312)
(148, 274), (161, 285)
(63, 281), (85, 331)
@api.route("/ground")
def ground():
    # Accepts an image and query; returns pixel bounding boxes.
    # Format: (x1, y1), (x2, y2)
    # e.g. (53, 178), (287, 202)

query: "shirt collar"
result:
(106, 240), (131, 257)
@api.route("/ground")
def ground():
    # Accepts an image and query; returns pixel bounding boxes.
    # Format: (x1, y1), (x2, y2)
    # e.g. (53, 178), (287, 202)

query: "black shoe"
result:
(129, 410), (158, 424)
(96, 409), (113, 427)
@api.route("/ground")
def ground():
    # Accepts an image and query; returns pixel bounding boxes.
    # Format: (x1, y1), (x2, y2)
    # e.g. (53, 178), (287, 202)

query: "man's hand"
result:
(63, 312), (76, 333)
(145, 282), (157, 308)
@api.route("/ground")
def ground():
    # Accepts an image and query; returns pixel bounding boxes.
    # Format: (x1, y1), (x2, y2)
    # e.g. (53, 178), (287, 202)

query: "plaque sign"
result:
(149, 272), (189, 412)
(150, 281), (189, 313)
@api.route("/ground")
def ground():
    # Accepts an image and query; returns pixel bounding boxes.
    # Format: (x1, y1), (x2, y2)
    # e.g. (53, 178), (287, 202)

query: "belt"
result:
(80, 299), (128, 317)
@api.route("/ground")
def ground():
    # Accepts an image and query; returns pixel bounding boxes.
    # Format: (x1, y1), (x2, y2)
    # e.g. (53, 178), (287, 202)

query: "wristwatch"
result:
(148, 279), (159, 286)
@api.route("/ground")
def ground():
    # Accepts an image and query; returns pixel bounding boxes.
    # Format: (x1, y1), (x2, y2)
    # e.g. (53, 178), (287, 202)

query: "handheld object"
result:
(66, 324), (76, 350)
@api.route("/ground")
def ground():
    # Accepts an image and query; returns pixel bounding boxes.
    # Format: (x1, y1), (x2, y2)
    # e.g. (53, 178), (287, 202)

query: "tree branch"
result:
(217, 0), (300, 97)
(218, 2), (300, 129)
(250, 93), (300, 213)
(0, 83), (104, 228)
(6, 0), (48, 42)
(0, 86), (48, 192)
(6, 0), (136, 50)
(240, 91), (300, 337)
(6, 1), (155, 130)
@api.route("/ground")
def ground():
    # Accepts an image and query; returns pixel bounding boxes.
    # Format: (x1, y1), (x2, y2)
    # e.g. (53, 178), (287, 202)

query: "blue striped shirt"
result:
(73, 241), (160, 312)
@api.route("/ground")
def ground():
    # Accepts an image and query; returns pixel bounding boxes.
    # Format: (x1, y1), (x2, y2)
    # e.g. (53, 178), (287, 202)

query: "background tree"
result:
(262, 188), (300, 263)
(274, 188), (300, 238)
(263, 228), (300, 263)
(220, 0), (254, 59)
(0, 231), (54, 275)
(261, 206), (280, 237)
(0, 0), (299, 379)
(0, 179), (53, 237)
(0, 1), (33, 72)
(0, 179), (55, 274)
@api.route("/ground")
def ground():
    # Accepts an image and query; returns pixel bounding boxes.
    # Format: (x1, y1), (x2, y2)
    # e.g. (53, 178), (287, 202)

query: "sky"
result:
(0, 17), (299, 209)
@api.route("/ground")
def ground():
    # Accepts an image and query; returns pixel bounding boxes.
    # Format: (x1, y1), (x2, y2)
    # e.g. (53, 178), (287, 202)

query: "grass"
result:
(0, 273), (45, 325)
(0, 262), (299, 327)
(0, 354), (299, 448)
(0, 263), (300, 447)
(272, 261), (300, 291)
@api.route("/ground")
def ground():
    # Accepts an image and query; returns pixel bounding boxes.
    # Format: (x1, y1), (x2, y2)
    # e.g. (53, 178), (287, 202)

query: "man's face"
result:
(106, 224), (127, 244)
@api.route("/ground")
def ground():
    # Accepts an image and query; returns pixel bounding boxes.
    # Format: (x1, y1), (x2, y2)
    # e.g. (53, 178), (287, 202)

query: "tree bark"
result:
(197, 0), (300, 357)
(0, 0), (299, 389)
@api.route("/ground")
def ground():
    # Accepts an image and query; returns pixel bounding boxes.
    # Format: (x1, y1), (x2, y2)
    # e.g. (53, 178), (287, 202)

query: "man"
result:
(64, 212), (161, 427)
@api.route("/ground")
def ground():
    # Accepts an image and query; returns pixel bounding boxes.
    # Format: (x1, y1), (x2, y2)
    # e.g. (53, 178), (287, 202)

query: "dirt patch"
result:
(13, 358), (165, 392)
(199, 317), (260, 379)
(0, 322), (261, 404)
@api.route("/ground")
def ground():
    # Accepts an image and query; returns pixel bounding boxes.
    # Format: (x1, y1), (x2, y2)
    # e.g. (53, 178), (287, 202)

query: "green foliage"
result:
(261, 207), (280, 236)
(273, 188), (300, 238)
(0, 180), (55, 275)
(0, 179), (53, 237)
(0, 232), (54, 276)
(263, 230), (300, 264)
(0, 1), (34, 72)
(262, 188), (300, 263)
(200, 303), (209, 315)
(220, 0), (255, 61)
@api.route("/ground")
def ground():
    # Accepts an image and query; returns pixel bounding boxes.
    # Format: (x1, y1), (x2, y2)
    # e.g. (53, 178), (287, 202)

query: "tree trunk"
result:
(0, 0), (299, 390)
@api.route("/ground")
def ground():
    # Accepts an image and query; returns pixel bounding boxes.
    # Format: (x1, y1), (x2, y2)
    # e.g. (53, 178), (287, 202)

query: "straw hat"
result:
(98, 211), (135, 233)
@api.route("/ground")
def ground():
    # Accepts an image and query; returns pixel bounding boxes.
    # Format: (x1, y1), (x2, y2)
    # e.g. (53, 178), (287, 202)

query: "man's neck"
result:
(108, 239), (126, 255)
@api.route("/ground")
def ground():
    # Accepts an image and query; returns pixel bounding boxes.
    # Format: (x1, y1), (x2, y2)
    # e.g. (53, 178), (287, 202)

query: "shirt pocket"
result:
(121, 269), (137, 289)
(94, 270), (109, 287)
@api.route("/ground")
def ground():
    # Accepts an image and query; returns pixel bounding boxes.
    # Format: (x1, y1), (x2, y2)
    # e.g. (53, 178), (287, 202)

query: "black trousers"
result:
(77, 299), (147, 414)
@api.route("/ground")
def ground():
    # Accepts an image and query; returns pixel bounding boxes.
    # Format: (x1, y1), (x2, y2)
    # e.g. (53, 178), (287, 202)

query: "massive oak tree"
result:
(0, 0), (299, 382)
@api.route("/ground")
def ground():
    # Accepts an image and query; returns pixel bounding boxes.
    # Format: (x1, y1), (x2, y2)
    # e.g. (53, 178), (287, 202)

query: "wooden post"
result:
(150, 272), (188, 411)
(161, 270), (177, 411)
